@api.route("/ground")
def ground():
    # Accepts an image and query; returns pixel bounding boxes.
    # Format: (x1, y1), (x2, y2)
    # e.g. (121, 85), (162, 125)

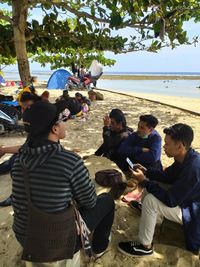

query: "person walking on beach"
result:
(11, 101), (115, 266)
(118, 123), (200, 256)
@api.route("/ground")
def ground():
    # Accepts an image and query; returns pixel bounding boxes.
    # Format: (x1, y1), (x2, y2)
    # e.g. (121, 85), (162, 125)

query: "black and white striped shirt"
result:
(11, 143), (96, 245)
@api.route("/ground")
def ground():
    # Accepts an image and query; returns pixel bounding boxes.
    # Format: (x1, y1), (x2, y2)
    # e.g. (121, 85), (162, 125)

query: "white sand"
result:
(0, 86), (200, 266)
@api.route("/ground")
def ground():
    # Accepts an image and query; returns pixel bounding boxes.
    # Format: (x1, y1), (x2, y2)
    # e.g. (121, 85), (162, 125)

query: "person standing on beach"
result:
(11, 101), (115, 266)
(118, 123), (200, 256)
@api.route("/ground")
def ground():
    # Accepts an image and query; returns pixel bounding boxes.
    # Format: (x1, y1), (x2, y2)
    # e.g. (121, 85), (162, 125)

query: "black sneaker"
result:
(118, 241), (153, 257)
(129, 200), (142, 212)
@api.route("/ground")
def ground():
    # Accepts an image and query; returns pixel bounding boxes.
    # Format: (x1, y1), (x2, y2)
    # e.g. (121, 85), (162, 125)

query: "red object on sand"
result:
(121, 189), (143, 203)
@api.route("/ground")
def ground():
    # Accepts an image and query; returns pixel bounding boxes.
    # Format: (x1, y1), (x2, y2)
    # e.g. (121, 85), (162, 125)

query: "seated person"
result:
(59, 98), (82, 117)
(56, 91), (82, 117)
(117, 114), (162, 173)
(95, 109), (133, 163)
(56, 89), (69, 102)
(20, 92), (41, 113)
(41, 90), (50, 102)
(12, 101), (115, 264)
(118, 123), (200, 256)
(75, 92), (91, 107)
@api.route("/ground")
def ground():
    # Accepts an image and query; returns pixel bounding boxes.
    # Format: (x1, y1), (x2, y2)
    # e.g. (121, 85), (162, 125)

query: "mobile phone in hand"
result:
(126, 157), (137, 171)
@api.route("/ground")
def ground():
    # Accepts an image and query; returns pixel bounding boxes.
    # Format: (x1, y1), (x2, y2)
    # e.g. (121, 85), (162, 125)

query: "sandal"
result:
(129, 200), (142, 212)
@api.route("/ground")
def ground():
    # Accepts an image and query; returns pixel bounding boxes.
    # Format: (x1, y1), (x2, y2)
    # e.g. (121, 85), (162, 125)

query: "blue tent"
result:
(47, 69), (72, 89)
(0, 74), (5, 84)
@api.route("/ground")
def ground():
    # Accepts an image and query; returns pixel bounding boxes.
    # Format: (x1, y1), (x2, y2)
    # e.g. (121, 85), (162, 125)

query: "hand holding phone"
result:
(126, 157), (138, 171)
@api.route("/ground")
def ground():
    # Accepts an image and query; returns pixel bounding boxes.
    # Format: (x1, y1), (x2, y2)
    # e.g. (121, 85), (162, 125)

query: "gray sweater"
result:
(11, 142), (96, 245)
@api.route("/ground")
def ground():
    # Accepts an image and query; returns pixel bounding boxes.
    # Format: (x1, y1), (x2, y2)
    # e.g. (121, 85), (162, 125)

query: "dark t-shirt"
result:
(60, 97), (82, 115)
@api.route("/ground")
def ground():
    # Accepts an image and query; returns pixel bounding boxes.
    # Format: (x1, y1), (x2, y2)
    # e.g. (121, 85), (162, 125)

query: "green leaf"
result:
(110, 13), (122, 28)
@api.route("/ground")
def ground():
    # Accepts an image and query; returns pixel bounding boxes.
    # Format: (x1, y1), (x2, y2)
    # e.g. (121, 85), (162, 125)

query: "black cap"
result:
(23, 100), (70, 135)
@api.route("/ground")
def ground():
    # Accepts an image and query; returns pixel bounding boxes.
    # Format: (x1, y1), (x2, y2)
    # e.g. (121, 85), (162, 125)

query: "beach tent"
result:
(47, 69), (72, 89)
(0, 73), (5, 84)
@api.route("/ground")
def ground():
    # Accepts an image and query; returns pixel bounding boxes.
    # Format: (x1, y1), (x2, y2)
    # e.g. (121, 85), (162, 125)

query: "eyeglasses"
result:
(56, 108), (70, 124)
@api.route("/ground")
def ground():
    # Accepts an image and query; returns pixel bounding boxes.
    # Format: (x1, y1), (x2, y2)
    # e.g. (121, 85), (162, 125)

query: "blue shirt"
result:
(144, 148), (200, 252)
(118, 130), (162, 167)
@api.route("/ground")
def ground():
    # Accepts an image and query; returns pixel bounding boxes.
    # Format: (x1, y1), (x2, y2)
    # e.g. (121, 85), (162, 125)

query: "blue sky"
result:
(22, 21), (200, 73)
(2, 2), (200, 73)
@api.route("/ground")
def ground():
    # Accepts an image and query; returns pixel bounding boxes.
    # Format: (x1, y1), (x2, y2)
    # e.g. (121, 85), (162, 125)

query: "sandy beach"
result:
(97, 89), (200, 115)
(0, 85), (200, 267)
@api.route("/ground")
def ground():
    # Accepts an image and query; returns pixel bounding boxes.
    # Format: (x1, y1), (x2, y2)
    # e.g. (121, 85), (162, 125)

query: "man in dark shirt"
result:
(118, 123), (200, 256)
(117, 114), (162, 172)
(95, 108), (133, 162)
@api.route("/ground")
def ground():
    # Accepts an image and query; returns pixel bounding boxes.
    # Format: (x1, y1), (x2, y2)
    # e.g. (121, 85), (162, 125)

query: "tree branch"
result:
(28, 0), (154, 29)
(0, 10), (12, 24)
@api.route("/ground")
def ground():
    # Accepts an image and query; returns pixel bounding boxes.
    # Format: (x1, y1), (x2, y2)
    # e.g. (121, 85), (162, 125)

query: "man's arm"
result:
(70, 158), (97, 209)
(118, 133), (139, 157)
(134, 161), (200, 208)
(133, 135), (161, 164)
(0, 145), (21, 158)
(146, 163), (176, 184)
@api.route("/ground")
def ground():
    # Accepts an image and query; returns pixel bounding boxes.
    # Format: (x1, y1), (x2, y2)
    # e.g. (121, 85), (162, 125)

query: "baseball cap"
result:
(23, 100), (70, 135)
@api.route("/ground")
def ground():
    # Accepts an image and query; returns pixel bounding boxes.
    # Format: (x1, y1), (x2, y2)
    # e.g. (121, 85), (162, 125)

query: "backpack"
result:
(95, 169), (123, 187)
(88, 90), (104, 101)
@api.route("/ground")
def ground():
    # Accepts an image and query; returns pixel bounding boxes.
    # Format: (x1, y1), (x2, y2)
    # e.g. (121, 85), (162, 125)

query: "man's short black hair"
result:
(163, 123), (194, 150)
(21, 92), (41, 103)
(109, 108), (126, 128)
(75, 92), (82, 98)
(139, 114), (158, 128)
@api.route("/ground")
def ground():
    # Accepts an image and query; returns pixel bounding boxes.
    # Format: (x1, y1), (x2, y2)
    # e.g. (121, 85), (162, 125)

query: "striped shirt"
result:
(11, 142), (96, 245)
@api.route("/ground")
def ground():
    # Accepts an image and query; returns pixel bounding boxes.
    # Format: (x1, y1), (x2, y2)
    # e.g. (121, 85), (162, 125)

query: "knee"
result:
(98, 193), (115, 210)
(143, 193), (158, 210)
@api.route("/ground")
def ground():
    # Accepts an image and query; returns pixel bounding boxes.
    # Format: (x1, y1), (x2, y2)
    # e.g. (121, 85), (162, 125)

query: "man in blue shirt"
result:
(118, 123), (200, 256)
(117, 114), (162, 172)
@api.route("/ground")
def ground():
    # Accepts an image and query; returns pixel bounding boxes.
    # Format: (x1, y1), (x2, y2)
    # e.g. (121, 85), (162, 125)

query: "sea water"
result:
(97, 79), (200, 98)
(3, 71), (200, 99)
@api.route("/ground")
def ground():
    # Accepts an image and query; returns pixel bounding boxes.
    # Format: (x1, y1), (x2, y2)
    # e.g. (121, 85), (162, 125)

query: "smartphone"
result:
(126, 157), (137, 171)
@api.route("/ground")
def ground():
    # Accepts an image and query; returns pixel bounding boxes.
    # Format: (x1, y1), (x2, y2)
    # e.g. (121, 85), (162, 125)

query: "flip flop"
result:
(121, 189), (143, 203)
(129, 200), (142, 212)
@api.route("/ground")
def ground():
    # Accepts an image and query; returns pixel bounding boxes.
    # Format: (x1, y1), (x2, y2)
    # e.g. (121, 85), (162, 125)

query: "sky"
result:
(2, 2), (200, 73)
(100, 20), (200, 73)
(27, 21), (200, 73)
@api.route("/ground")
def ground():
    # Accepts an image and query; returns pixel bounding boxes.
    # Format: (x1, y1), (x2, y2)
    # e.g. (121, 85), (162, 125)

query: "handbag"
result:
(95, 169), (123, 187)
(21, 166), (77, 262)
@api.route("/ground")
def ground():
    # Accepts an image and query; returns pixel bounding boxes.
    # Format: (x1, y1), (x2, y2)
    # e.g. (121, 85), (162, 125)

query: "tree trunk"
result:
(12, 0), (30, 86)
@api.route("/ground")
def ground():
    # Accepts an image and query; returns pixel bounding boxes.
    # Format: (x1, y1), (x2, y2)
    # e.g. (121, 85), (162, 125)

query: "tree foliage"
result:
(32, 48), (116, 70)
(0, 0), (200, 83)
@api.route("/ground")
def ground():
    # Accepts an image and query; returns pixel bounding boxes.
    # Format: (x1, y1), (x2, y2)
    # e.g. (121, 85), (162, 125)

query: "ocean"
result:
(3, 71), (200, 99)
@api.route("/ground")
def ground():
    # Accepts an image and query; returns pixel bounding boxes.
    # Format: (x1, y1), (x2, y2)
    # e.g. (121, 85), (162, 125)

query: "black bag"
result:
(0, 94), (13, 101)
(21, 167), (77, 262)
(95, 169), (123, 187)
